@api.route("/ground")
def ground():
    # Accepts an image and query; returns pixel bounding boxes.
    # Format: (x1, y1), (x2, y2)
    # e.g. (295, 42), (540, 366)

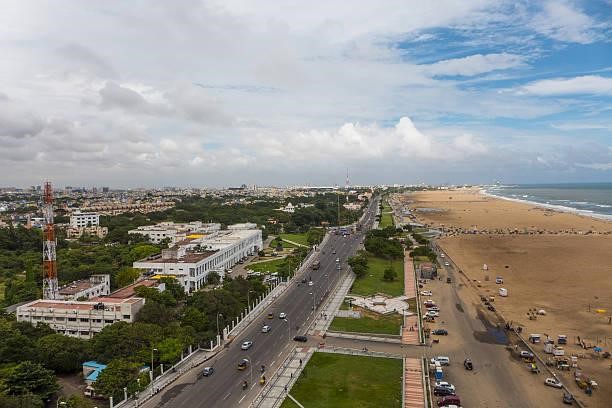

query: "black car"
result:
(293, 335), (308, 342)
(433, 386), (455, 396)
(464, 358), (473, 370)
(432, 329), (448, 335)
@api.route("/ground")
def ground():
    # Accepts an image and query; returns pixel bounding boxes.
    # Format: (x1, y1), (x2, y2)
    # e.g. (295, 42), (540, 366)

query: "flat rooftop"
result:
(105, 278), (159, 299)
(58, 279), (101, 295)
(24, 297), (142, 311)
(144, 250), (217, 264)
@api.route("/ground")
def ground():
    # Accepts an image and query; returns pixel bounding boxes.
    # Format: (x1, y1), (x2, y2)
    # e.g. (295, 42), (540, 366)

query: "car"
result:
(520, 351), (534, 359)
(426, 310), (440, 317)
(545, 378), (563, 389)
(563, 393), (574, 404)
(332, 249), (336, 254)
(444, 262), (450, 266)
(437, 395), (460, 407)
(267, 313), (274, 319)
(308, 280), (314, 286)
(237, 359), (249, 370)
(446, 277), (451, 283)
(201, 367), (214, 377)
(336, 265), (341, 270)
(434, 381), (455, 392)
(440, 254), (445, 258)
(432, 329), (448, 335)
(463, 358), (473, 370)
(424, 300), (435, 306)
(421, 290), (432, 296)
(301, 278), (307, 283)
(430, 356), (450, 366)
(433, 387), (455, 396)
(429, 306), (440, 312)
(261, 325), (271, 333)
(293, 335), (308, 342)
(336, 258), (340, 263)
(279, 312), (287, 319)
(241, 341), (253, 350)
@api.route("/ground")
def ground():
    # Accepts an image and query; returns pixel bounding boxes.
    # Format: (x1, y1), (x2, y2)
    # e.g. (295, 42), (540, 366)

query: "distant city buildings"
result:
(128, 221), (221, 244)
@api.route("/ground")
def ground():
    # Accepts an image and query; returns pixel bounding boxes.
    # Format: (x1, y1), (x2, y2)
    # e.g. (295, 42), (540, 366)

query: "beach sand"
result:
(407, 189), (612, 405)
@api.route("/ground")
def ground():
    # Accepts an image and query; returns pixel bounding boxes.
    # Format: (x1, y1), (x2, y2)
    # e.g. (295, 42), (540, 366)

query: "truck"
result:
(312, 260), (321, 270)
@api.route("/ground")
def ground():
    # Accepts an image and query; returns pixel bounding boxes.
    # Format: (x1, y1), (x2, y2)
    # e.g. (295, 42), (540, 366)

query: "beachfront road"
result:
(427, 248), (562, 407)
(142, 199), (378, 408)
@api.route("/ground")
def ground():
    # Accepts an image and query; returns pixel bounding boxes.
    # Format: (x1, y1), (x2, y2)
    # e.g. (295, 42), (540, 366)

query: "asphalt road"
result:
(155, 198), (379, 408)
(425, 250), (562, 407)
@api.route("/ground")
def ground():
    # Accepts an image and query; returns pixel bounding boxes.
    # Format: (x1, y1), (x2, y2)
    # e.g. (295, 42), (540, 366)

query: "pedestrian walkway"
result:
(404, 254), (417, 299)
(402, 253), (420, 346)
(251, 348), (314, 408)
(404, 358), (426, 408)
(308, 272), (355, 336)
(281, 238), (308, 248)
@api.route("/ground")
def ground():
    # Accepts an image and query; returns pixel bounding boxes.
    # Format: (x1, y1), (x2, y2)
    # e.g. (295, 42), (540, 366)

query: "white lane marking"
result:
(271, 360), (276, 366)
(239, 395), (246, 403)
(223, 392), (231, 400)
(278, 351), (283, 357)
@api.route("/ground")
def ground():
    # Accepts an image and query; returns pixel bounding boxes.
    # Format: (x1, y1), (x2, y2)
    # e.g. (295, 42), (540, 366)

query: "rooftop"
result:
(105, 278), (159, 299)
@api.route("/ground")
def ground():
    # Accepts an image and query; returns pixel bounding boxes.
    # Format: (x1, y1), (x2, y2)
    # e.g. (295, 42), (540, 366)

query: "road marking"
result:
(223, 392), (231, 400)
(278, 351), (283, 357)
(239, 395), (246, 403)
(271, 359), (276, 366)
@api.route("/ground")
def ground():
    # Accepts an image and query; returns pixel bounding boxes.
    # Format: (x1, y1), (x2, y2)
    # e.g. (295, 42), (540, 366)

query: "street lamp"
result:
(151, 347), (158, 396)
(216, 313), (223, 338)
(310, 292), (315, 310)
(245, 354), (254, 387)
(283, 317), (291, 342)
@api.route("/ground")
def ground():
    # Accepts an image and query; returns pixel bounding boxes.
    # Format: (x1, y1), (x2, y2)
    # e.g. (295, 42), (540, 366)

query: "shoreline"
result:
(480, 188), (612, 223)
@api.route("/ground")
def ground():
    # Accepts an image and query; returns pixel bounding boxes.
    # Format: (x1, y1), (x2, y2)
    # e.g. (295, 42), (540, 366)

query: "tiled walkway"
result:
(404, 358), (426, 408)
(402, 253), (420, 346)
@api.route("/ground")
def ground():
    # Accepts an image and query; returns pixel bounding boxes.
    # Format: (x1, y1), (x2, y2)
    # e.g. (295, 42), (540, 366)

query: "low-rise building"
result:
(343, 202), (362, 211)
(70, 211), (100, 228)
(133, 226), (263, 293)
(419, 262), (438, 279)
(65, 225), (108, 239)
(128, 221), (221, 244)
(16, 297), (145, 339)
(58, 274), (111, 300)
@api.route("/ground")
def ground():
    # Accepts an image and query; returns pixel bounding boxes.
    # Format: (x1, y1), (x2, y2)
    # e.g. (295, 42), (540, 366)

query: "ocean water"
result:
(483, 183), (612, 220)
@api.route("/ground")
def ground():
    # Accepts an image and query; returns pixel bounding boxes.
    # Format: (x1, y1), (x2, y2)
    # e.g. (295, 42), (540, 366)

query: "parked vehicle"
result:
(421, 290), (433, 296)
(434, 381), (455, 392)
(426, 310), (440, 318)
(495, 276), (503, 284)
(446, 277), (451, 283)
(545, 378), (563, 388)
(432, 329), (448, 335)
(562, 393), (574, 404)
(293, 335), (308, 342)
(430, 356), (450, 366)
(201, 367), (214, 377)
(444, 262), (450, 266)
(520, 351), (534, 359)
(437, 395), (460, 407)
(434, 386), (455, 396)
(463, 358), (473, 370)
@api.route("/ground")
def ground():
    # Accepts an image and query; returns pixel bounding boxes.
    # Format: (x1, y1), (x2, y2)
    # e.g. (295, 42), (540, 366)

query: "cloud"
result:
(0, 99), (46, 139)
(530, 1), (601, 44)
(425, 53), (526, 77)
(520, 75), (612, 96)
(56, 43), (118, 78)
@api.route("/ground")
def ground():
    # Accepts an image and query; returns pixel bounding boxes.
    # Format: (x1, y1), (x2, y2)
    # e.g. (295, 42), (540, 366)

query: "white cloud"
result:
(425, 53), (526, 77)
(530, 1), (600, 44)
(520, 75), (612, 96)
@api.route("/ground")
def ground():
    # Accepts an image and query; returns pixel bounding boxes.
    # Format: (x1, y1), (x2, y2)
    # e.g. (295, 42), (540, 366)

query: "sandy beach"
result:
(406, 189), (612, 405)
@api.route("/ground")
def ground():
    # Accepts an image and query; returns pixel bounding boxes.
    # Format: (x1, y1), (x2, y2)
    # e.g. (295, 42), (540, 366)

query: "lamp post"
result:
(151, 347), (158, 396)
(245, 354), (253, 387)
(246, 290), (254, 322)
(216, 313), (223, 338)
(310, 292), (315, 310)
(283, 317), (291, 342)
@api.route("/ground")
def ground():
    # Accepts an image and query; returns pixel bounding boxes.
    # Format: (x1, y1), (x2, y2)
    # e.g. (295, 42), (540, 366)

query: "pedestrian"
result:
(290, 372), (293, 378)
(284, 385), (288, 393)
(299, 359), (302, 366)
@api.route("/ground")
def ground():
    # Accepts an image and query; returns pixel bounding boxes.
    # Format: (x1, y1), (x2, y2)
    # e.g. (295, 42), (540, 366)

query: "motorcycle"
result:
(242, 381), (248, 390)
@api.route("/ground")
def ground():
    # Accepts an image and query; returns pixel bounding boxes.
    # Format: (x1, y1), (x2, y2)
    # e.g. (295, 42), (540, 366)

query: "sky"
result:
(1, 0), (612, 188)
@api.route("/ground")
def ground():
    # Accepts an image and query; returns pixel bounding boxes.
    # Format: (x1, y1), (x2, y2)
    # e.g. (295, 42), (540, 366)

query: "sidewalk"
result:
(250, 347), (314, 408)
(404, 358), (426, 408)
(308, 272), (355, 336)
(402, 254), (420, 346)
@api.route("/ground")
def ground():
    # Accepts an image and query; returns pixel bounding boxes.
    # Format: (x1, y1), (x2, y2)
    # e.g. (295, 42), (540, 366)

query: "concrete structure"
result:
(277, 202), (295, 213)
(133, 225), (263, 293)
(65, 225), (108, 239)
(70, 211), (100, 228)
(16, 297), (145, 339)
(227, 222), (257, 230)
(58, 274), (111, 300)
(418, 262), (437, 279)
(343, 202), (362, 211)
(128, 221), (221, 244)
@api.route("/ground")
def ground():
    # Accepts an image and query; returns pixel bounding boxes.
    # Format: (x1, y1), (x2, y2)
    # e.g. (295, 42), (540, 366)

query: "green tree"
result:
(61, 394), (96, 408)
(383, 267), (397, 281)
(0, 394), (44, 408)
(36, 334), (92, 373)
(115, 267), (141, 288)
(306, 228), (325, 245)
(206, 271), (221, 285)
(156, 337), (183, 365)
(93, 359), (141, 398)
(135, 301), (177, 326)
(0, 361), (58, 401)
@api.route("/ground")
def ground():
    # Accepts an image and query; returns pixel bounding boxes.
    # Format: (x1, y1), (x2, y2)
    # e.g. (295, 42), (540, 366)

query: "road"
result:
(152, 198), (379, 408)
(425, 250), (563, 407)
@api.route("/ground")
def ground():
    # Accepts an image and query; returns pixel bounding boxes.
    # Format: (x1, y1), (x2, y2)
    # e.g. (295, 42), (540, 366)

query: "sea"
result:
(482, 183), (612, 221)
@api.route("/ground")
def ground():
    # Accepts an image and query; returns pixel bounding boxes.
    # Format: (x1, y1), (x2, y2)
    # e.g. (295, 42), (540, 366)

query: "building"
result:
(66, 225), (108, 240)
(277, 202), (295, 213)
(133, 226), (263, 293)
(70, 211), (100, 228)
(16, 297), (145, 339)
(343, 202), (362, 211)
(128, 221), (221, 244)
(227, 222), (258, 230)
(58, 274), (111, 300)
(419, 262), (438, 279)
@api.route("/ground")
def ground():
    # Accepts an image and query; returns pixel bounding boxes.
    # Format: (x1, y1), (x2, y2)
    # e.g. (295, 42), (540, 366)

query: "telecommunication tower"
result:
(42, 181), (59, 300)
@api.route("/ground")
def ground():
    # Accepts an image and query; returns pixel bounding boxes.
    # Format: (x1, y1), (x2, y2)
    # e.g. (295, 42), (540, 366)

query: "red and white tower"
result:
(42, 181), (59, 300)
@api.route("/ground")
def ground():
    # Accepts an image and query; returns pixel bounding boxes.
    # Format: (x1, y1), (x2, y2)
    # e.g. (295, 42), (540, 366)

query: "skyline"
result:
(1, 1), (612, 187)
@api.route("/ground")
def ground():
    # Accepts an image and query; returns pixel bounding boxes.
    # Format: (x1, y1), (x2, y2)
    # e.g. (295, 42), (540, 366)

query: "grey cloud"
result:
(0, 102), (45, 139)
(57, 43), (118, 78)
(99, 82), (167, 114)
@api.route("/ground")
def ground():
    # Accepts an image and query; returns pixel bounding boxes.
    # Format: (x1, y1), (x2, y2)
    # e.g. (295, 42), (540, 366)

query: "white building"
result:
(277, 202), (295, 213)
(133, 226), (263, 293)
(227, 222), (258, 230)
(128, 221), (221, 244)
(16, 297), (145, 339)
(58, 274), (111, 300)
(343, 202), (362, 211)
(70, 211), (100, 228)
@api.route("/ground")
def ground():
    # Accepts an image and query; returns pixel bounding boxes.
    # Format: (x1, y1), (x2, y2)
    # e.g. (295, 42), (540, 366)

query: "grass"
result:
(279, 233), (309, 247)
(0, 281), (4, 301)
(246, 258), (285, 273)
(379, 201), (394, 229)
(351, 256), (404, 297)
(329, 311), (402, 335)
(280, 353), (402, 408)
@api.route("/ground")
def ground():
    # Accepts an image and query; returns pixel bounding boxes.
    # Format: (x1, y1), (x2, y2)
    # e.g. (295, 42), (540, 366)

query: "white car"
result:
(420, 290), (432, 296)
(430, 356), (450, 366)
(426, 310), (439, 317)
(434, 381), (455, 392)
(429, 306), (440, 312)
(261, 325), (271, 333)
(440, 254), (445, 258)
(444, 262), (450, 266)
(308, 280), (314, 286)
(241, 341), (253, 350)
(279, 312), (287, 319)
(544, 378), (562, 388)
(336, 258), (340, 263)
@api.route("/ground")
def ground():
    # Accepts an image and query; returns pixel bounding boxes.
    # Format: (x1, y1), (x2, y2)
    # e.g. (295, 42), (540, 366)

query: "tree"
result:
(348, 251), (369, 279)
(115, 267), (141, 288)
(135, 301), (177, 326)
(156, 337), (183, 365)
(36, 334), (92, 373)
(0, 361), (58, 401)
(206, 271), (221, 285)
(306, 228), (325, 246)
(93, 359), (141, 398)
(62, 394), (96, 408)
(0, 394), (43, 408)
(383, 267), (397, 281)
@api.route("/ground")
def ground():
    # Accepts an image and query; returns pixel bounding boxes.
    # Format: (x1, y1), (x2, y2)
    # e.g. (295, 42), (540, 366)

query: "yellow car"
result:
(267, 313), (274, 319)
(237, 359), (249, 371)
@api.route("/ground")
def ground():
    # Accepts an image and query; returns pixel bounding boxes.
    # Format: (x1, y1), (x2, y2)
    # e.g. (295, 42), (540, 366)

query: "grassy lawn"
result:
(280, 353), (402, 408)
(0, 281), (4, 301)
(329, 311), (402, 335)
(279, 233), (309, 246)
(351, 257), (404, 297)
(246, 258), (285, 273)
(379, 201), (394, 229)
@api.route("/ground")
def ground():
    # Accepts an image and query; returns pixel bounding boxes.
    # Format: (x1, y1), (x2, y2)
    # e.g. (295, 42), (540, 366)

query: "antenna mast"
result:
(42, 181), (59, 300)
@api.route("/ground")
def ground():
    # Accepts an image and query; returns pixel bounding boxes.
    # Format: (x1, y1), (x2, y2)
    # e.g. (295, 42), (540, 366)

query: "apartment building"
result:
(128, 221), (221, 244)
(57, 274), (111, 300)
(70, 211), (100, 228)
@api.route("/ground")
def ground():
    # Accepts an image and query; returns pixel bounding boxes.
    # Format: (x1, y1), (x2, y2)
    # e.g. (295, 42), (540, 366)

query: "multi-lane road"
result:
(152, 198), (379, 408)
